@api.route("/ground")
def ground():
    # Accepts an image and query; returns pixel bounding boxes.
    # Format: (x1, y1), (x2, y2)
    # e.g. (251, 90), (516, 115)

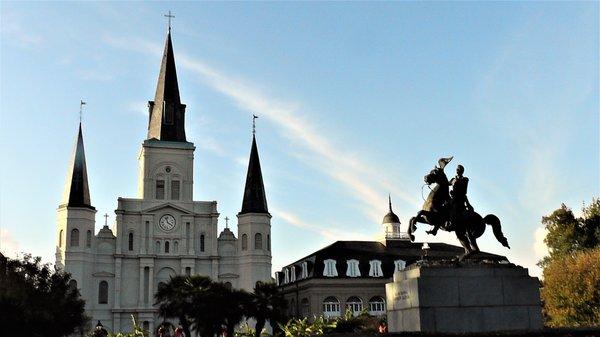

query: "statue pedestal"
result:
(385, 262), (542, 333)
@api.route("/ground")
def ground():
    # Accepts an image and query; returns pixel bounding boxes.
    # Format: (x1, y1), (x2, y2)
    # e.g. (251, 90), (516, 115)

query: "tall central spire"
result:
(147, 30), (187, 142)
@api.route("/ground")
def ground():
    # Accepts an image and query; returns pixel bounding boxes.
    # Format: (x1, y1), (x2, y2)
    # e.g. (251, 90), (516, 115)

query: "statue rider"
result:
(449, 164), (473, 223)
(427, 164), (473, 236)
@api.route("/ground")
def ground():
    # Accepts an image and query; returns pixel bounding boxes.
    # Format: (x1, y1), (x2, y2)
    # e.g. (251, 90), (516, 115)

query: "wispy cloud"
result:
(272, 208), (370, 241)
(1, 12), (42, 50)
(127, 101), (149, 116)
(78, 69), (115, 82)
(103, 34), (420, 233)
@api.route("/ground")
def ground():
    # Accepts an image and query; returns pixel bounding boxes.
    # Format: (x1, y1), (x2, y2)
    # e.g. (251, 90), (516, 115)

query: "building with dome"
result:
(55, 29), (272, 334)
(276, 198), (507, 319)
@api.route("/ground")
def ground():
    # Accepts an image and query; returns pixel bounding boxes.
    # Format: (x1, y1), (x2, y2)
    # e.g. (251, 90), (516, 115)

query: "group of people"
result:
(157, 324), (186, 337)
(91, 321), (186, 337)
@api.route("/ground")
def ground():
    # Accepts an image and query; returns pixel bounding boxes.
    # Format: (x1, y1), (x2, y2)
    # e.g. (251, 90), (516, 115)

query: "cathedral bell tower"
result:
(137, 30), (195, 202)
(237, 130), (272, 290)
(56, 123), (96, 282)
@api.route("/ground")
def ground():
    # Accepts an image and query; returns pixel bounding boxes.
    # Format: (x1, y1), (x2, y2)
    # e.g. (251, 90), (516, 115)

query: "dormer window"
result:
(323, 259), (338, 277)
(369, 260), (383, 277)
(290, 266), (296, 282)
(346, 259), (361, 277)
(394, 259), (406, 272)
(301, 261), (308, 279)
(284, 268), (290, 284)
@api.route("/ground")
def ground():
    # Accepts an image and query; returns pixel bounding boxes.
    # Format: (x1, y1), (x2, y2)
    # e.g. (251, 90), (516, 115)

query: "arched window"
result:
(322, 296), (341, 318)
(200, 234), (205, 252)
(267, 234), (271, 251)
(98, 281), (108, 304)
(224, 282), (232, 290)
(185, 267), (191, 276)
(255, 233), (263, 250)
(59, 230), (63, 247)
(143, 321), (149, 334)
(368, 296), (386, 316)
(394, 259), (406, 272)
(86, 230), (92, 248)
(346, 296), (363, 316)
(68, 279), (77, 292)
(70, 228), (79, 247)
(155, 241), (161, 254)
(128, 232), (134, 251)
(174, 241), (179, 253)
(300, 298), (310, 317)
(241, 234), (248, 251)
(164, 241), (170, 253)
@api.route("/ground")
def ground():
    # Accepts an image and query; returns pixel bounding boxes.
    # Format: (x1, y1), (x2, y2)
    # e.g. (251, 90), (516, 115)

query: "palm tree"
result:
(155, 275), (212, 337)
(246, 281), (288, 337)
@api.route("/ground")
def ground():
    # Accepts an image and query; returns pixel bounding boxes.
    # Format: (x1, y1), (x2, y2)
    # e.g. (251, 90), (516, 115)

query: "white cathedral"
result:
(55, 30), (272, 334)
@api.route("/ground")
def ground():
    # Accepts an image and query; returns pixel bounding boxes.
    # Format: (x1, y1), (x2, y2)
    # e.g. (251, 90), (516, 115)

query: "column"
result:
(114, 258), (122, 309)
(138, 266), (144, 307)
(147, 266), (154, 308)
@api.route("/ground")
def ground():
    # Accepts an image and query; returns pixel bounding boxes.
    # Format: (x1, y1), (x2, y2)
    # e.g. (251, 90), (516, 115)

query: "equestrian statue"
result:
(408, 157), (510, 261)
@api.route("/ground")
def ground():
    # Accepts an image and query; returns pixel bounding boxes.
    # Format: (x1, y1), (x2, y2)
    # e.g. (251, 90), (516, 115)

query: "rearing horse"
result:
(408, 164), (510, 261)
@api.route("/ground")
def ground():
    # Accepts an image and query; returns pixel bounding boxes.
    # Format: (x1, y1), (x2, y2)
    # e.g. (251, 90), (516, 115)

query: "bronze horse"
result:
(408, 164), (510, 260)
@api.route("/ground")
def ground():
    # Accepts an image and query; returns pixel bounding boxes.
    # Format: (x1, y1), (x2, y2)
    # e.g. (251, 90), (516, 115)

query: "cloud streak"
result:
(272, 208), (371, 241)
(104, 34), (420, 234)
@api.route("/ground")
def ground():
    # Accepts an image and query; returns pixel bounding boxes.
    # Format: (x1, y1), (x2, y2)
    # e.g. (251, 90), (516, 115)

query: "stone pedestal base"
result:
(385, 263), (542, 333)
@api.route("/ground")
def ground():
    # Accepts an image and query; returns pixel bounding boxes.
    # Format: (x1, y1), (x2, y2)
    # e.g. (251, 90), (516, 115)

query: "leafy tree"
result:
(541, 248), (600, 327)
(0, 253), (87, 337)
(538, 198), (600, 327)
(279, 317), (336, 337)
(246, 281), (287, 337)
(538, 199), (600, 268)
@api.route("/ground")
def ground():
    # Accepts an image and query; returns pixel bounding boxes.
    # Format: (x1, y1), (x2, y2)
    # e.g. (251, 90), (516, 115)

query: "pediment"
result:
(142, 202), (194, 215)
(93, 271), (115, 277)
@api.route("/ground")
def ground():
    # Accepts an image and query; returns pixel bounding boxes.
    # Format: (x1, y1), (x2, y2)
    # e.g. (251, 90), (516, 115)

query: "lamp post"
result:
(422, 242), (430, 262)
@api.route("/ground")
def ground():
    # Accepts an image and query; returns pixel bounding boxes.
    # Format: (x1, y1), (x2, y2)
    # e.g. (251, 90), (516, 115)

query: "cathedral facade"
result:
(55, 30), (272, 334)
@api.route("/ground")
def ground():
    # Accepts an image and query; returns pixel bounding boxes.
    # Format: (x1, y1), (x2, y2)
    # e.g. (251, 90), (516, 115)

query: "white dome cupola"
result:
(383, 195), (404, 240)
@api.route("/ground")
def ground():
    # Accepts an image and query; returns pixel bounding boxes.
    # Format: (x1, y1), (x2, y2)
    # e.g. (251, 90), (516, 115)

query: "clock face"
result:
(159, 214), (176, 231)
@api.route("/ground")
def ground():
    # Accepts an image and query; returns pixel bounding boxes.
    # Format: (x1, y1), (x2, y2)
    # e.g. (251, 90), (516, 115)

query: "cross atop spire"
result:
(79, 100), (86, 123)
(164, 11), (175, 32)
(104, 213), (109, 227)
(252, 115), (258, 136)
(225, 216), (230, 228)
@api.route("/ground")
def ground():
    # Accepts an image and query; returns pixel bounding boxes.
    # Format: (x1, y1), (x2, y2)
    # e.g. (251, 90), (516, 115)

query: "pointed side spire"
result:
(61, 123), (94, 209)
(382, 195), (399, 224)
(240, 135), (269, 214)
(147, 30), (187, 142)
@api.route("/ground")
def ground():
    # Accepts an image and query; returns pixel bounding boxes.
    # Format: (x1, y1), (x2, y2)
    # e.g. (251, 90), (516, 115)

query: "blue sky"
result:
(1, 2), (598, 277)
